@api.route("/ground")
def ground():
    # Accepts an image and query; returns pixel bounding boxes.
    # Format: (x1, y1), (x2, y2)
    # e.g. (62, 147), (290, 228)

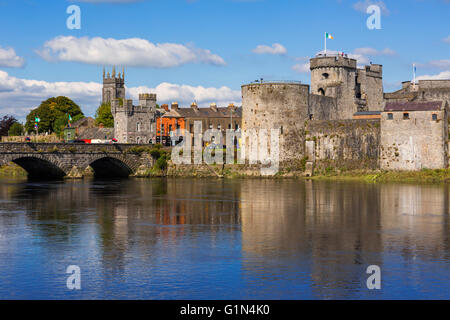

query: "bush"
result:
(8, 122), (24, 136)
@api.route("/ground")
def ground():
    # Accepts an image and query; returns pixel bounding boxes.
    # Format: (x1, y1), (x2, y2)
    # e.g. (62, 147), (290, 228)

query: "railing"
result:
(249, 80), (302, 84)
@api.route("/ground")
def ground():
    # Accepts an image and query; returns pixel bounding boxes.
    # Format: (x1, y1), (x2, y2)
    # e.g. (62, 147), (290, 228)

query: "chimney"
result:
(210, 103), (218, 112)
(161, 104), (169, 112)
(191, 102), (198, 110)
(228, 103), (235, 110)
(171, 102), (179, 110)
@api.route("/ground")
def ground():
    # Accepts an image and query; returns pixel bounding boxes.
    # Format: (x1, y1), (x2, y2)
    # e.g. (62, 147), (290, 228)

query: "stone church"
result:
(102, 67), (157, 144)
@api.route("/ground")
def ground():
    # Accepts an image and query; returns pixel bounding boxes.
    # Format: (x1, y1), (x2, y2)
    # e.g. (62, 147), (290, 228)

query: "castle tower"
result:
(241, 82), (310, 164)
(310, 54), (360, 119)
(111, 93), (157, 144)
(102, 66), (125, 104)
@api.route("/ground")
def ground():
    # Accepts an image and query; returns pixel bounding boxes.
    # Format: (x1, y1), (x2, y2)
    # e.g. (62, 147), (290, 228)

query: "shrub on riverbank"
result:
(311, 168), (450, 183)
(0, 163), (27, 177)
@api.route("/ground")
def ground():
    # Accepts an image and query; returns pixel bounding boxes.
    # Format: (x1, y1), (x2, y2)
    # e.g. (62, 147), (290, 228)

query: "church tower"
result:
(102, 66), (125, 104)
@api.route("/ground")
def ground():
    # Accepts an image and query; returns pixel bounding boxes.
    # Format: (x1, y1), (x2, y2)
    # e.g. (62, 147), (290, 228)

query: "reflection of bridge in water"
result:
(0, 143), (154, 179)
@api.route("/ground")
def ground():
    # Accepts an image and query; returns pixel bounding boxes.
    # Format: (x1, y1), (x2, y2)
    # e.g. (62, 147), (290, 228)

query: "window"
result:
(322, 73), (329, 79)
(136, 122), (141, 132)
(318, 88), (325, 95)
(169, 124), (173, 133)
(403, 113), (410, 120)
(387, 113), (393, 120)
(432, 114), (438, 121)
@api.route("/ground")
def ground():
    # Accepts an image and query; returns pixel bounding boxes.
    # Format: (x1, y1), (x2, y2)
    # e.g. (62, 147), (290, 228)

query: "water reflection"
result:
(0, 178), (448, 299)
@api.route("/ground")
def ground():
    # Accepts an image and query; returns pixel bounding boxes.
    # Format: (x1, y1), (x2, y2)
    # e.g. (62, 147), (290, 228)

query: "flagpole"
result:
(324, 32), (327, 55)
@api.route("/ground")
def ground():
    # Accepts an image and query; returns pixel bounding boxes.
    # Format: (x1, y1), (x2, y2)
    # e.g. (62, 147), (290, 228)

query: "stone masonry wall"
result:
(380, 110), (448, 170)
(305, 119), (380, 170)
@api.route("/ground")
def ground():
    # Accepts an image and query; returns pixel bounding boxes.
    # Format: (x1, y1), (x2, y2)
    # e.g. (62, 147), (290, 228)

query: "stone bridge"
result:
(0, 143), (155, 179)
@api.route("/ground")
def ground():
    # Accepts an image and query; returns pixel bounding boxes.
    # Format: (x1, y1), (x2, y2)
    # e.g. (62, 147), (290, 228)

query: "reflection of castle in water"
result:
(238, 180), (449, 298)
(0, 179), (448, 297)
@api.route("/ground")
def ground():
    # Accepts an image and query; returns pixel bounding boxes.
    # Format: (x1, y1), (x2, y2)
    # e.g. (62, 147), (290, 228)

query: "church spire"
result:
(103, 66), (105, 79)
(112, 66), (116, 78)
(122, 67), (125, 80)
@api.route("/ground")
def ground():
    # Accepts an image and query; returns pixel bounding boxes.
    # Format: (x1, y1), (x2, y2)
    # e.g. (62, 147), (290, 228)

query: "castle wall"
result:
(380, 110), (448, 170)
(305, 119), (380, 170)
(309, 94), (338, 120)
(241, 82), (310, 164)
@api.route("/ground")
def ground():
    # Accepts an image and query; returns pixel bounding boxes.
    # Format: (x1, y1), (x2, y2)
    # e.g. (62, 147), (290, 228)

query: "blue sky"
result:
(0, 0), (449, 119)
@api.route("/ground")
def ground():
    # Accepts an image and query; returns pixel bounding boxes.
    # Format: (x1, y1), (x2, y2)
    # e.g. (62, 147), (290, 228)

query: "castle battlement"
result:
(310, 55), (357, 70)
(139, 93), (157, 101)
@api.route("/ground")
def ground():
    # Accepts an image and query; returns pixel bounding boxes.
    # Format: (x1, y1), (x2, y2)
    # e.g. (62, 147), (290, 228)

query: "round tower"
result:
(241, 81), (310, 165)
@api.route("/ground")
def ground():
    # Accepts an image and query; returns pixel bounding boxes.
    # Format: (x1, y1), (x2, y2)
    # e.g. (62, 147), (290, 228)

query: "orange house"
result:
(156, 103), (186, 145)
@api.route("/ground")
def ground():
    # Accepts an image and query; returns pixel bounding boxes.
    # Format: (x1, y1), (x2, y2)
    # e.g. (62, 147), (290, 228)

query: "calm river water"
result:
(0, 178), (448, 299)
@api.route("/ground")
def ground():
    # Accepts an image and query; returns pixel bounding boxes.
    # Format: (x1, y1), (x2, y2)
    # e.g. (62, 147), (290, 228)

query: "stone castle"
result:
(102, 67), (157, 144)
(241, 52), (450, 171)
(102, 52), (450, 172)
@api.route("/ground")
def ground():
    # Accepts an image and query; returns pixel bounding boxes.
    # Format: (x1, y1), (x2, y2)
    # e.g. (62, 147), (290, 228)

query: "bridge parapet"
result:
(0, 143), (158, 179)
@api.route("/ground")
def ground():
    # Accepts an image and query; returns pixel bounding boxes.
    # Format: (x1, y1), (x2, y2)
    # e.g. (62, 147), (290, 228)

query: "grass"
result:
(0, 164), (27, 177)
(310, 168), (450, 184)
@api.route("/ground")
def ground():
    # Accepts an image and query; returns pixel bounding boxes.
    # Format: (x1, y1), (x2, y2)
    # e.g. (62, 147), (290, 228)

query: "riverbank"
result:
(2, 162), (450, 183)
(308, 168), (450, 183)
(0, 163), (27, 177)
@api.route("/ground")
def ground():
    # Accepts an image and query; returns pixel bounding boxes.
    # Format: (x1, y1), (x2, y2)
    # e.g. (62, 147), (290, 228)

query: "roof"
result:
(72, 117), (95, 128)
(163, 106), (242, 119)
(384, 101), (444, 112)
(77, 127), (114, 140)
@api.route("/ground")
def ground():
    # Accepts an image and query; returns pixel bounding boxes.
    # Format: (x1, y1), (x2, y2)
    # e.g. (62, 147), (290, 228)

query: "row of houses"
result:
(67, 101), (242, 146)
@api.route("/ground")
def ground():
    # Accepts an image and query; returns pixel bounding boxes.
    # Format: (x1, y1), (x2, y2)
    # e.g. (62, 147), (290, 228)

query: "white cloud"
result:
(443, 36), (450, 43)
(427, 60), (450, 69)
(252, 43), (287, 55)
(128, 83), (241, 108)
(353, 0), (390, 15)
(0, 47), (25, 68)
(416, 70), (450, 80)
(37, 36), (226, 68)
(292, 63), (310, 74)
(0, 70), (240, 120)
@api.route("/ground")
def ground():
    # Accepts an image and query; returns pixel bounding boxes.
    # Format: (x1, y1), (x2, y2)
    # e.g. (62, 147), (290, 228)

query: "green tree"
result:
(25, 96), (84, 133)
(95, 102), (114, 127)
(8, 122), (24, 136)
(54, 113), (84, 137)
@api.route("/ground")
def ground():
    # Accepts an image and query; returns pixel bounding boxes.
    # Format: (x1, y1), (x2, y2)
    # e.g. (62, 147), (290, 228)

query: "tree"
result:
(95, 102), (114, 127)
(54, 113), (84, 137)
(8, 122), (24, 136)
(25, 96), (84, 133)
(0, 115), (18, 136)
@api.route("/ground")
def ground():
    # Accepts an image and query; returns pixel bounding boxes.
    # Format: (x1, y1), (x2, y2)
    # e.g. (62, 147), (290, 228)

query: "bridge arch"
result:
(88, 156), (135, 178)
(11, 156), (67, 179)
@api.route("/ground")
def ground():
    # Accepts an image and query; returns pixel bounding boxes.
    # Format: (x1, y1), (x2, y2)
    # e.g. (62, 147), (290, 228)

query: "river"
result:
(0, 178), (448, 299)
